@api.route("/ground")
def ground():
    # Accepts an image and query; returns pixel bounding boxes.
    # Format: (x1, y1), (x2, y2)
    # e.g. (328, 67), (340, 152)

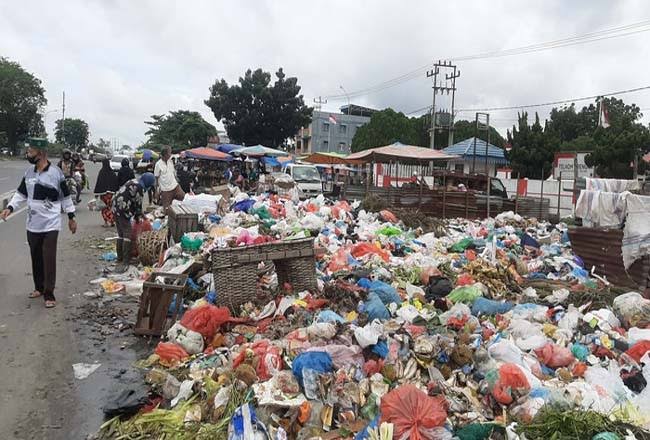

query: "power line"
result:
(405, 84), (650, 115)
(322, 19), (650, 100)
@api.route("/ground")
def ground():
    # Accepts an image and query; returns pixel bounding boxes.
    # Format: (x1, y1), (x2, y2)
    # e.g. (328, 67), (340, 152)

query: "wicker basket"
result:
(212, 237), (316, 311)
(138, 228), (168, 266)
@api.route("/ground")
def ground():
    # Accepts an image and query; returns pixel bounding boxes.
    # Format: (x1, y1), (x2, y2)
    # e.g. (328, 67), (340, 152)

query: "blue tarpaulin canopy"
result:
(442, 137), (509, 165)
(215, 143), (243, 154)
(261, 156), (281, 167)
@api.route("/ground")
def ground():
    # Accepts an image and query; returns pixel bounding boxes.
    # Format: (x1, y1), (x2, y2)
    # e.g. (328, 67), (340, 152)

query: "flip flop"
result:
(45, 300), (56, 308)
(28, 290), (42, 298)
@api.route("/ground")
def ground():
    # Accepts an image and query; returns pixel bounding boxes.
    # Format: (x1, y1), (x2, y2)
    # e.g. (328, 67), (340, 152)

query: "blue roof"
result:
(443, 137), (508, 165)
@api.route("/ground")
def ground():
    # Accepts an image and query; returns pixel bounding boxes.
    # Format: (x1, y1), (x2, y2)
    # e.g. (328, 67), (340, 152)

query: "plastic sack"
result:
(327, 248), (351, 273)
(355, 321), (384, 348)
(369, 280), (401, 305)
(292, 352), (333, 388)
(571, 343), (590, 361)
(450, 237), (473, 252)
(166, 323), (204, 355)
(380, 384), (447, 440)
(447, 285), (483, 304)
(227, 404), (269, 440)
(365, 292), (390, 321)
(377, 225), (402, 237)
(379, 210), (398, 224)
(613, 291), (650, 329)
(534, 343), (575, 368)
(154, 342), (189, 365)
(351, 242), (390, 262)
(625, 340), (650, 363)
(456, 273), (475, 287)
(315, 309), (346, 324)
(232, 340), (283, 381)
(180, 304), (231, 340)
(489, 363), (531, 405)
(180, 235), (203, 252)
(131, 219), (152, 256)
(232, 198), (255, 213)
(471, 297), (514, 316)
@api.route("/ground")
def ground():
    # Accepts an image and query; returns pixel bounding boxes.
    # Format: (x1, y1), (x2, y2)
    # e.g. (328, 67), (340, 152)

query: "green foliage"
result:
(54, 118), (90, 149)
(205, 67), (312, 147)
(145, 110), (217, 153)
(0, 57), (47, 152)
(351, 110), (506, 153)
(507, 97), (650, 179)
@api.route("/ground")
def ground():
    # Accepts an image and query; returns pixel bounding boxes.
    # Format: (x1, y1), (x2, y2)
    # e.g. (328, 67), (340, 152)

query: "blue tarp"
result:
(215, 144), (243, 154)
(261, 156), (281, 167)
(443, 137), (509, 165)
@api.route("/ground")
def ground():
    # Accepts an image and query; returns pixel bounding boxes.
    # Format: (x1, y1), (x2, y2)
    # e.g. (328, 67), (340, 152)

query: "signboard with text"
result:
(553, 152), (594, 179)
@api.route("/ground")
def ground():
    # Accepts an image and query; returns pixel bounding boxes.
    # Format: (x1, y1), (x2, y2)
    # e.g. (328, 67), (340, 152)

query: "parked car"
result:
(282, 163), (323, 198)
(109, 154), (129, 171)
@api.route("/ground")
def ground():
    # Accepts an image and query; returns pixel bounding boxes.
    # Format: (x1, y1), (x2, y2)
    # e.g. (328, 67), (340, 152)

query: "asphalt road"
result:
(0, 159), (147, 440)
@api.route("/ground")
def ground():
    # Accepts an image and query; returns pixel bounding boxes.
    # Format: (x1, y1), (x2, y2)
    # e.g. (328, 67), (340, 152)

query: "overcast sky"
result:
(2, 0), (650, 147)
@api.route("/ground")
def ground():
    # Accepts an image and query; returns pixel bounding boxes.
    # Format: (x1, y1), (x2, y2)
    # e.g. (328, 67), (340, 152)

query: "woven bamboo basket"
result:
(212, 238), (316, 311)
(138, 228), (168, 266)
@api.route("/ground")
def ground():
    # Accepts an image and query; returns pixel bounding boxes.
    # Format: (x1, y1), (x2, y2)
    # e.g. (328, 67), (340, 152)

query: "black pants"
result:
(27, 231), (59, 301)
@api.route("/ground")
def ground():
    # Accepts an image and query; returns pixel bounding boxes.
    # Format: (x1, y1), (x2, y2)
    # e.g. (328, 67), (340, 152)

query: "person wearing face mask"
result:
(0, 138), (77, 309)
(58, 149), (74, 178)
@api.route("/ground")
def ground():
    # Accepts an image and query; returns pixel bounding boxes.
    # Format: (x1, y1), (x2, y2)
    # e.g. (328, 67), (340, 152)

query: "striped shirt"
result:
(8, 162), (76, 232)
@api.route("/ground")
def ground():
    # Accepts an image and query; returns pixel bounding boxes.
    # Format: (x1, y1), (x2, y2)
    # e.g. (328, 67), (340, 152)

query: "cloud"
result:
(1, 0), (649, 146)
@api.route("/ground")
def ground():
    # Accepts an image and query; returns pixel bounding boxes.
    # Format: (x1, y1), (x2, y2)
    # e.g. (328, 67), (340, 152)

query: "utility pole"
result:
(61, 91), (66, 146)
(426, 61), (459, 150)
(313, 96), (327, 112)
(471, 112), (490, 174)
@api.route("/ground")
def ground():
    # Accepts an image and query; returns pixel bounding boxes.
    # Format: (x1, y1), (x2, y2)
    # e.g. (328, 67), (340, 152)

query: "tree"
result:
(54, 118), (89, 149)
(145, 110), (217, 152)
(351, 108), (420, 152)
(452, 120), (505, 148)
(0, 57), (47, 152)
(507, 112), (558, 179)
(205, 68), (312, 147)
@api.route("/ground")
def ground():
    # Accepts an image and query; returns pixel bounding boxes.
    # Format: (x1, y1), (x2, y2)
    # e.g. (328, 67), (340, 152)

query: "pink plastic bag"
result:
(491, 363), (531, 405)
(380, 384), (448, 440)
(534, 343), (575, 368)
(232, 340), (283, 381)
(351, 242), (390, 262)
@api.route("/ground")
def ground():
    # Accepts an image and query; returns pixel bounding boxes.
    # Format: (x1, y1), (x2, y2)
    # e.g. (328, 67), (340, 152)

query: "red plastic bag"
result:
(492, 363), (530, 405)
(380, 384), (448, 440)
(625, 340), (650, 362)
(155, 342), (189, 365)
(232, 340), (283, 381)
(351, 242), (390, 262)
(131, 219), (152, 257)
(380, 210), (398, 224)
(327, 248), (350, 273)
(534, 343), (575, 368)
(180, 305), (231, 340)
(363, 359), (384, 376)
(456, 273), (474, 287)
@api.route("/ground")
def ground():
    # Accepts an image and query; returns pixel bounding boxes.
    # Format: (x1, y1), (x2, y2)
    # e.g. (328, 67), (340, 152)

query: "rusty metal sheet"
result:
(568, 227), (648, 289)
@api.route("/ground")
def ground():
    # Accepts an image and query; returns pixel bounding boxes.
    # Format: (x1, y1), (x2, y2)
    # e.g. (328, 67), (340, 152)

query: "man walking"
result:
(0, 138), (77, 308)
(154, 146), (184, 210)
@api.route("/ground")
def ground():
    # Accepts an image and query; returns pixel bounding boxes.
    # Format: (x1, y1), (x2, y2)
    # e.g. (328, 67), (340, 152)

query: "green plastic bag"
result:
(251, 206), (271, 220)
(456, 423), (498, 440)
(377, 225), (402, 237)
(592, 433), (620, 440)
(447, 285), (482, 304)
(450, 237), (473, 252)
(181, 235), (203, 252)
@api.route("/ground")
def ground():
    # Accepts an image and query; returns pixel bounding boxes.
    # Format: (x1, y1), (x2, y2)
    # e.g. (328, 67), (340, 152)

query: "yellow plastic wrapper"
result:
(101, 279), (126, 294)
(346, 311), (358, 322)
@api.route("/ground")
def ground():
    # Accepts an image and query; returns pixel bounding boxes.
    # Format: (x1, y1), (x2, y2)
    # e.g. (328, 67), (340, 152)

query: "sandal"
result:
(28, 290), (42, 298)
(45, 300), (56, 308)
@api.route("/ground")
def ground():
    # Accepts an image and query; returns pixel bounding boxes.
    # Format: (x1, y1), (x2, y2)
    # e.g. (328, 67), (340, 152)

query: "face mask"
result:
(27, 155), (39, 164)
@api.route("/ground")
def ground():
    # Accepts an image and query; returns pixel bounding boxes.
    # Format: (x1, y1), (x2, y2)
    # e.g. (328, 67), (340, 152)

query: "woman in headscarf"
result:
(94, 159), (119, 227)
(117, 158), (135, 187)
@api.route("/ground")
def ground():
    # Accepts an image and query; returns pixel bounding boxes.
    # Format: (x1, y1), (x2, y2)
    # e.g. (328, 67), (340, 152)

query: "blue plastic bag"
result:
(371, 340), (389, 358)
(291, 352), (333, 388)
(228, 404), (269, 439)
(232, 199), (255, 213)
(368, 280), (401, 305)
(315, 310), (346, 324)
(471, 297), (514, 316)
(357, 278), (372, 289)
(521, 233), (540, 248)
(365, 292), (390, 321)
(355, 415), (380, 440)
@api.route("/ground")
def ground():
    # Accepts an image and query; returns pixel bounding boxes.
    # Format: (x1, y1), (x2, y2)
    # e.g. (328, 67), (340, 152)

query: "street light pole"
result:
(339, 85), (351, 115)
(42, 109), (58, 138)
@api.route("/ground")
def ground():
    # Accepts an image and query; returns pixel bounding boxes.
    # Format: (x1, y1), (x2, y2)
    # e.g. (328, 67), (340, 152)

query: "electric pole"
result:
(426, 61), (459, 149)
(61, 91), (66, 146)
(313, 96), (327, 112)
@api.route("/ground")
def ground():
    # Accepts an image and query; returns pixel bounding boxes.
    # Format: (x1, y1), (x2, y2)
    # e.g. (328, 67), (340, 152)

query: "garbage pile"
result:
(96, 192), (650, 440)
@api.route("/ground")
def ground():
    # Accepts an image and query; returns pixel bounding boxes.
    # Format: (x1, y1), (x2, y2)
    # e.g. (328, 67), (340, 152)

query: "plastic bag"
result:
(379, 210), (398, 223)
(369, 280), (401, 305)
(232, 340), (283, 381)
(450, 237), (473, 252)
(365, 292), (391, 321)
(489, 363), (531, 405)
(613, 292), (650, 329)
(166, 323), (204, 355)
(471, 297), (514, 316)
(327, 248), (351, 273)
(227, 404), (269, 440)
(154, 342), (189, 365)
(131, 219), (152, 256)
(380, 384), (447, 440)
(377, 225), (402, 237)
(291, 351), (333, 388)
(180, 304), (231, 340)
(534, 343), (575, 368)
(355, 321), (384, 348)
(447, 285), (482, 304)
(456, 273), (475, 287)
(351, 242), (390, 262)
(625, 340), (650, 363)
(232, 198), (255, 213)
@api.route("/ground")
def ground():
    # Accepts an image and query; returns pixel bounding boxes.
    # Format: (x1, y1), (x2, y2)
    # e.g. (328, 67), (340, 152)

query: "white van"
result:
(283, 164), (323, 198)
